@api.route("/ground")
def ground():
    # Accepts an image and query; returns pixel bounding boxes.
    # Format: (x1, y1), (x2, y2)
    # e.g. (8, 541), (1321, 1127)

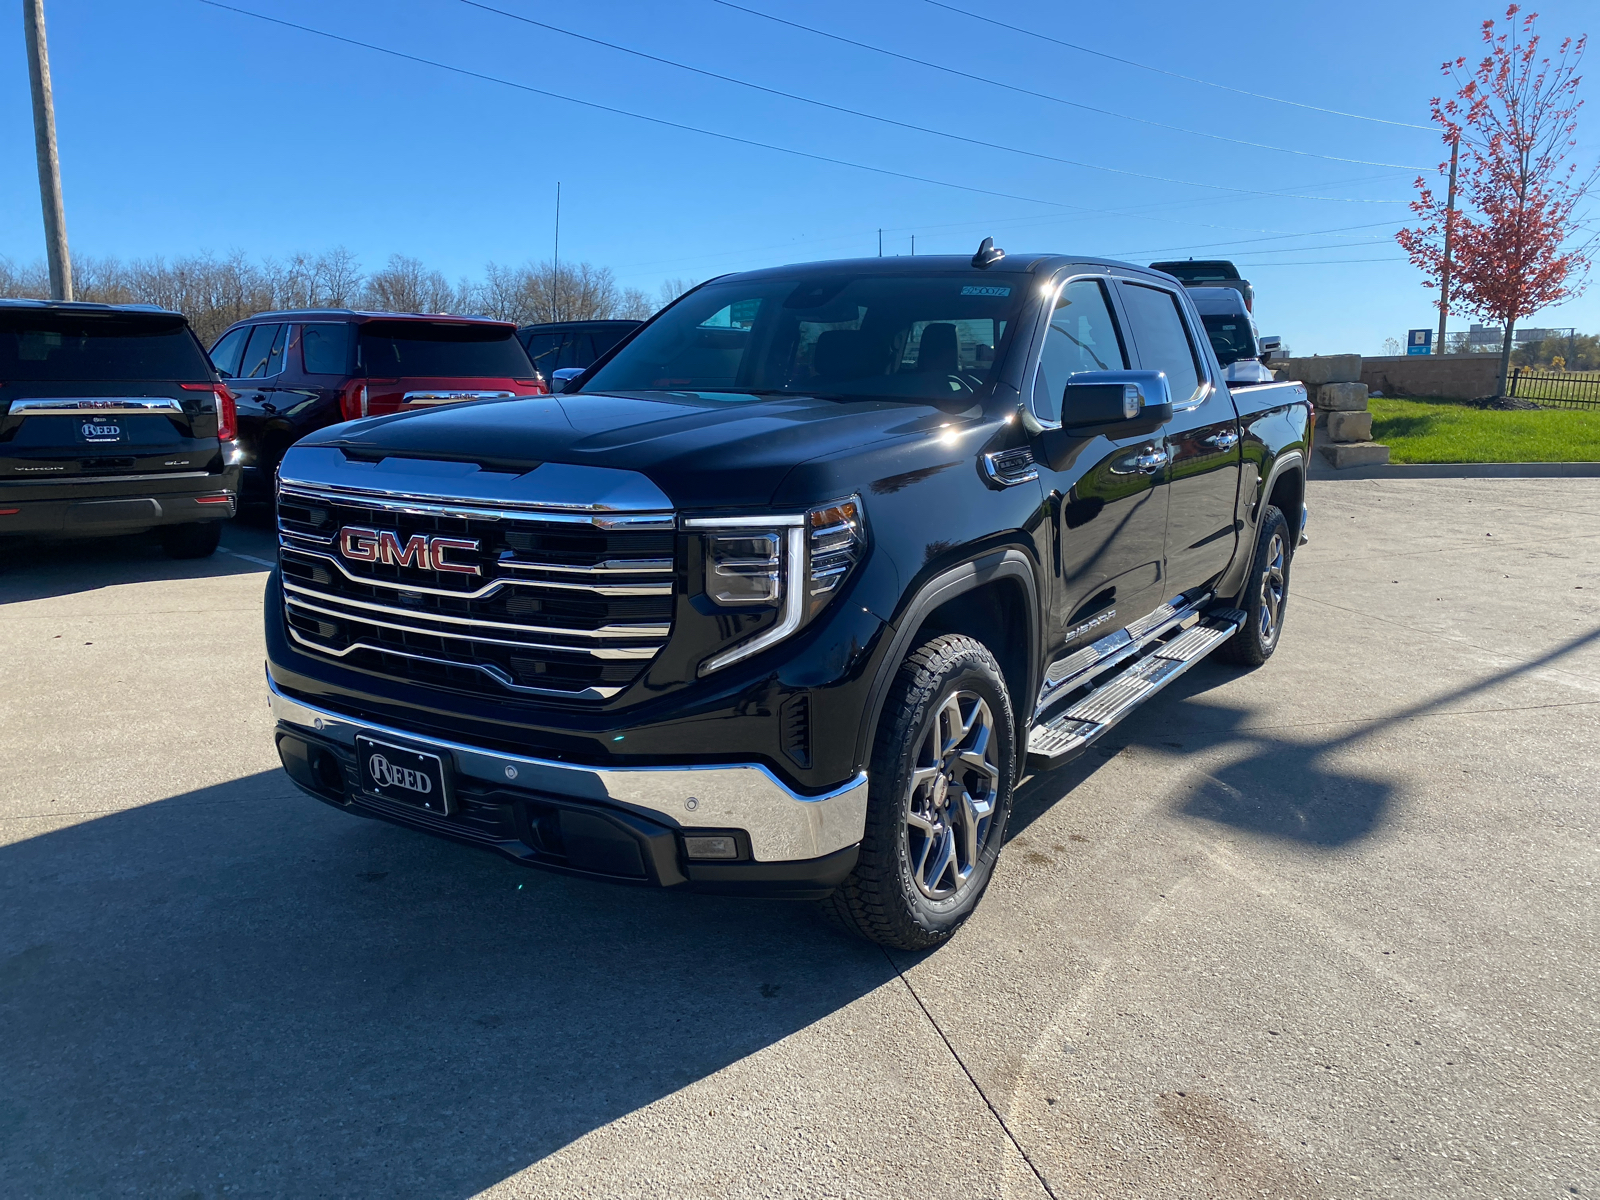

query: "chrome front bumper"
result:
(267, 676), (868, 862)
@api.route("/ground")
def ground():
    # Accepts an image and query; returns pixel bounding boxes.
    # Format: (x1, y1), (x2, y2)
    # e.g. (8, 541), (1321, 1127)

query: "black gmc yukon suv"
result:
(1, 300), (240, 556)
(264, 243), (1311, 949)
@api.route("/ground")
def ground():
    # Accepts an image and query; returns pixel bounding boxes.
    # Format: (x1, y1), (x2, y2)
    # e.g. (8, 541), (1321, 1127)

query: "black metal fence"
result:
(1508, 368), (1600, 409)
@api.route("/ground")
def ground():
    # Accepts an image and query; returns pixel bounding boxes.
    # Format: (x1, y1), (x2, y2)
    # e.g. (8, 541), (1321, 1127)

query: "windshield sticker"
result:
(961, 285), (1011, 297)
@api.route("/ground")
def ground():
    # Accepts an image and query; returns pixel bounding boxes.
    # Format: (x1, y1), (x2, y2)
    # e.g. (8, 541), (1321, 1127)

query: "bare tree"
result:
(0, 246), (676, 342)
(0, 256), (49, 297)
(657, 277), (697, 309)
(363, 254), (462, 315)
(616, 287), (654, 320)
(1382, 336), (1403, 355)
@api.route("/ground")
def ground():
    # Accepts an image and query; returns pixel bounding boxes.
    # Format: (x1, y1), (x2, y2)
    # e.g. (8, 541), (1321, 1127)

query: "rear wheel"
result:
(827, 634), (1016, 950)
(1219, 504), (1290, 666)
(160, 521), (222, 559)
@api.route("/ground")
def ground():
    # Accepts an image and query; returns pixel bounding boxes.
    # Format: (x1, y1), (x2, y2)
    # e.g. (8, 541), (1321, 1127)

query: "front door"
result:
(1117, 281), (1241, 592)
(1032, 278), (1171, 693)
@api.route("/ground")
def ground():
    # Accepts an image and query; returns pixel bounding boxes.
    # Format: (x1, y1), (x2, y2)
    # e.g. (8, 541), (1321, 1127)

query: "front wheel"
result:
(827, 634), (1016, 950)
(1218, 504), (1291, 666)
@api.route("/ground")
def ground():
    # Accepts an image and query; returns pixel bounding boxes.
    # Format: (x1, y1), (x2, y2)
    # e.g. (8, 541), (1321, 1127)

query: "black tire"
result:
(827, 634), (1017, 950)
(160, 520), (223, 559)
(1218, 504), (1291, 666)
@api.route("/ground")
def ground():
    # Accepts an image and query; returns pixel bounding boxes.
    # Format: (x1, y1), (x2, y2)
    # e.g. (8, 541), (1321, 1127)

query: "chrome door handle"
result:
(1134, 447), (1169, 474)
(1207, 428), (1240, 451)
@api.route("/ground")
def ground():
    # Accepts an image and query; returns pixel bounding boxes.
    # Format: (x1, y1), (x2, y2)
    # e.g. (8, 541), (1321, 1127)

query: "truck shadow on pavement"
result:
(0, 773), (893, 1198)
(0, 520), (274, 603)
(1011, 622), (1600, 848)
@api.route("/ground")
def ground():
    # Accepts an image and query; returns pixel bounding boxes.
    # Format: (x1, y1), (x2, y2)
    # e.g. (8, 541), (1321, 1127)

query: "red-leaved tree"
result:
(1397, 6), (1595, 395)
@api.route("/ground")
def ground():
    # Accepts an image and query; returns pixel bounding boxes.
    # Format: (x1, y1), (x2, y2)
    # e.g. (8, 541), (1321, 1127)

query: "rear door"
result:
(0, 308), (220, 484)
(1117, 280), (1241, 593)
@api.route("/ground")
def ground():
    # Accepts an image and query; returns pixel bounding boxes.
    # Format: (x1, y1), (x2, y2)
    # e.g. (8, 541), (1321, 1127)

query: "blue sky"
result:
(3, 0), (1595, 354)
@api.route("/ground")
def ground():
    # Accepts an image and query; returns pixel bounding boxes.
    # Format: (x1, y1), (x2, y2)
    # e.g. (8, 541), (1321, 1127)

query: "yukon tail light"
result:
(182, 383), (236, 440)
(340, 381), (369, 421)
(516, 376), (549, 395)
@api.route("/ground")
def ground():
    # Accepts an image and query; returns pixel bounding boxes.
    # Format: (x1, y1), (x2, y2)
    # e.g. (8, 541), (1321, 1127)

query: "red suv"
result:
(207, 311), (546, 500)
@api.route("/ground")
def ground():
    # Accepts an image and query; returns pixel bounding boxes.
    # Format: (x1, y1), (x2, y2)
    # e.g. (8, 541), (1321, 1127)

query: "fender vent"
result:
(781, 694), (811, 768)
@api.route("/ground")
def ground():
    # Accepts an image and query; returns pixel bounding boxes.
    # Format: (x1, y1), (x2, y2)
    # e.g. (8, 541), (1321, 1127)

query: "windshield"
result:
(0, 311), (211, 381)
(357, 321), (533, 378)
(582, 272), (1029, 402)
(1201, 313), (1258, 365)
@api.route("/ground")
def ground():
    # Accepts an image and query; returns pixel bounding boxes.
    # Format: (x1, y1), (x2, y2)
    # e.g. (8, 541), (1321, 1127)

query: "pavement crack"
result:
(882, 946), (1060, 1200)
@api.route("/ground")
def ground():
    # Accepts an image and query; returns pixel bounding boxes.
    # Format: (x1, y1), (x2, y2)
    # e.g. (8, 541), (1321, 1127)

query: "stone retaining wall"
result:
(1357, 354), (1499, 401)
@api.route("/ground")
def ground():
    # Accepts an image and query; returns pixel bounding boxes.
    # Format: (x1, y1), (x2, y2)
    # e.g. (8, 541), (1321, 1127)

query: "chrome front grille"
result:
(276, 483), (675, 701)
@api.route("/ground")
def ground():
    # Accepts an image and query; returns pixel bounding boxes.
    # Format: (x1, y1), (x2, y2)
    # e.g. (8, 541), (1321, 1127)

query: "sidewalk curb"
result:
(1307, 459), (1600, 481)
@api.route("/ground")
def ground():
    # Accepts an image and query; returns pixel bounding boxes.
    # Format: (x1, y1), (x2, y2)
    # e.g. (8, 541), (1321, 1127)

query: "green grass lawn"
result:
(1367, 396), (1600, 463)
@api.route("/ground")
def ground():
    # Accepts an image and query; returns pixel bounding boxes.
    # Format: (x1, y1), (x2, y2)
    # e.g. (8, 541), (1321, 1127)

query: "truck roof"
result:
(238, 309), (514, 327)
(1186, 286), (1253, 315)
(0, 298), (182, 318)
(720, 253), (1169, 284)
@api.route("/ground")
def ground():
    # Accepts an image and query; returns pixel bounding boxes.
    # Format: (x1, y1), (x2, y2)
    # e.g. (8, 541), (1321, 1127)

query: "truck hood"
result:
(296, 388), (980, 510)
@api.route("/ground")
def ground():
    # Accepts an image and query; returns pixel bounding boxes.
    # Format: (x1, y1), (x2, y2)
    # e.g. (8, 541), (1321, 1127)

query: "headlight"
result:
(687, 495), (866, 675)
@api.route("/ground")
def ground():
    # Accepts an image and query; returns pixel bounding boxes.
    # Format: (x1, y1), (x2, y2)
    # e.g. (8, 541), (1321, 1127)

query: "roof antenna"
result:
(971, 236), (1005, 269)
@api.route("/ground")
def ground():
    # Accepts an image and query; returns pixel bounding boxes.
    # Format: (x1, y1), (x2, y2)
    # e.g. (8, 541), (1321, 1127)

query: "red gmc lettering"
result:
(339, 526), (379, 562)
(336, 525), (482, 576)
(377, 530), (430, 569)
(428, 537), (481, 576)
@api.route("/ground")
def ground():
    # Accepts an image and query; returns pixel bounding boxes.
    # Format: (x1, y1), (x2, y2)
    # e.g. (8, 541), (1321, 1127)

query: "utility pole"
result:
(910, 234), (915, 256)
(24, 0), (72, 301)
(1435, 136), (1458, 356)
(878, 228), (882, 257)
(552, 181), (561, 322)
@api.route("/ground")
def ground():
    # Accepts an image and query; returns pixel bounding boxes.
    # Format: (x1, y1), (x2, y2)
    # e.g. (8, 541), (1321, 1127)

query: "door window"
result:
(238, 324), (287, 378)
(208, 326), (249, 378)
(560, 332), (595, 371)
(1119, 282), (1203, 403)
(301, 323), (352, 374)
(1033, 279), (1127, 423)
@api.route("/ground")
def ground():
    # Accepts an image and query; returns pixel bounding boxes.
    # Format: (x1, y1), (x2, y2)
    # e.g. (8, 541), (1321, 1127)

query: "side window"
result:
(1119, 282), (1203, 404)
(1033, 279), (1127, 423)
(239, 323), (286, 379)
(208, 327), (248, 378)
(557, 332), (592, 372)
(523, 333), (561, 378)
(301, 323), (352, 374)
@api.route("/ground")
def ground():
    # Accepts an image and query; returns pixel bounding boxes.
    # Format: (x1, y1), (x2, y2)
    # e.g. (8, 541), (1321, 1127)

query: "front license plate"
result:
(355, 734), (453, 814)
(76, 419), (126, 444)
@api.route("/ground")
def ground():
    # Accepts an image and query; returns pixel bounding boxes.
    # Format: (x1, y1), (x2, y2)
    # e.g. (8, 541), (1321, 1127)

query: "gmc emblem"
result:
(338, 525), (481, 576)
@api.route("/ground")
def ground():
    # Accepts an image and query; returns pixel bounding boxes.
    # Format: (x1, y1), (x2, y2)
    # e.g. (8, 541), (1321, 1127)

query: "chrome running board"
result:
(1034, 592), (1213, 718)
(1026, 608), (1246, 771)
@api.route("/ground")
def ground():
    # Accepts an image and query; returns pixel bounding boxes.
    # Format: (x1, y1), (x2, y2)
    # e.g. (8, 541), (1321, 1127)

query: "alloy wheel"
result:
(904, 690), (1001, 900)
(1258, 530), (1287, 647)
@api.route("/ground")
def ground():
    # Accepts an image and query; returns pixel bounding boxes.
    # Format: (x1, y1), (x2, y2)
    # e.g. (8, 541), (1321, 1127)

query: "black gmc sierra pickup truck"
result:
(264, 241), (1311, 950)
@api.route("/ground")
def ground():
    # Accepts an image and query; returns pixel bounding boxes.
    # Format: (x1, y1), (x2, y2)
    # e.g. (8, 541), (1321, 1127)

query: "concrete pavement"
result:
(1, 481), (1596, 1198)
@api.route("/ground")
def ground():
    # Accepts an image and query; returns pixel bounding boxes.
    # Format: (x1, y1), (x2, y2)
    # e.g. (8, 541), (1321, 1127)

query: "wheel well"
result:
(911, 579), (1032, 729)
(1266, 464), (1304, 530)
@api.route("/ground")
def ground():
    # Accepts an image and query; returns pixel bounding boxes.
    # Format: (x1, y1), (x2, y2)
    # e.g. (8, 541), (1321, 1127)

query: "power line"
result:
(706, 0), (1431, 168)
(194, 0), (1403, 237)
(1244, 257), (1407, 266)
(461, 0), (1408, 203)
(920, 0), (1434, 131)
(190, 0), (1106, 214)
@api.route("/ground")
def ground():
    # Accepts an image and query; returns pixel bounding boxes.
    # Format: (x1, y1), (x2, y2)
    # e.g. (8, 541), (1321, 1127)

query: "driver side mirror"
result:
(552, 367), (585, 393)
(1060, 370), (1173, 435)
